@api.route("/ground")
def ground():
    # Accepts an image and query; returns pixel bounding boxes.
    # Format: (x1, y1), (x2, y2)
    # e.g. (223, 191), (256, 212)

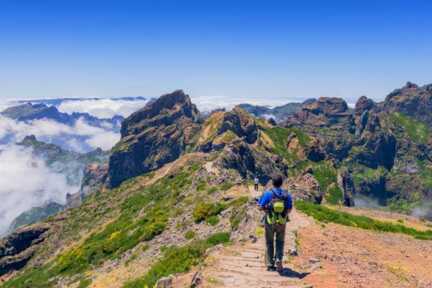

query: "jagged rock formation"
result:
(286, 97), (353, 128)
(0, 224), (49, 276)
(384, 82), (432, 125)
(288, 169), (323, 204)
(281, 83), (432, 208)
(107, 90), (201, 188)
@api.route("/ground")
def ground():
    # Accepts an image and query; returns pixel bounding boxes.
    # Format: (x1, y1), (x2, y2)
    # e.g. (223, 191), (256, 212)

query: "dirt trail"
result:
(185, 186), (314, 288)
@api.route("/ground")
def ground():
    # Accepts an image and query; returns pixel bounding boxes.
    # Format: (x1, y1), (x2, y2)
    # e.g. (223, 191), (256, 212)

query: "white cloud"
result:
(58, 98), (148, 118)
(86, 131), (120, 151)
(0, 116), (120, 152)
(191, 95), (302, 112)
(0, 145), (78, 235)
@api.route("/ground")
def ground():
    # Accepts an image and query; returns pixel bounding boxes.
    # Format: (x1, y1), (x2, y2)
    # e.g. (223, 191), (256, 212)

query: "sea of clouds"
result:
(0, 145), (79, 235)
(0, 97), (150, 235)
(57, 98), (149, 119)
(0, 115), (120, 152)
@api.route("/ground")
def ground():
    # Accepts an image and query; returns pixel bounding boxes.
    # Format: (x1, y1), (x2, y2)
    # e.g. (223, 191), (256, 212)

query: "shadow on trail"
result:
(278, 267), (310, 279)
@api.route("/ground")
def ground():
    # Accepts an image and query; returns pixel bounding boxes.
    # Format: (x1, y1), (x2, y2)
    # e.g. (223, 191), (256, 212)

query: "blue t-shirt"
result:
(258, 187), (293, 210)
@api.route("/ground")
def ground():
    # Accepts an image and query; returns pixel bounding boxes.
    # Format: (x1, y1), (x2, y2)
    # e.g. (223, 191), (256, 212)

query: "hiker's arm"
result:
(257, 192), (270, 210)
(286, 195), (293, 214)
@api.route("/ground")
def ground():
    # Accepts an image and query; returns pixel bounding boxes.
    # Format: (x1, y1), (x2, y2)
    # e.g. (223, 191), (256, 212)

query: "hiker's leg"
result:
(275, 224), (286, 262)
(264, 223), (275, 267)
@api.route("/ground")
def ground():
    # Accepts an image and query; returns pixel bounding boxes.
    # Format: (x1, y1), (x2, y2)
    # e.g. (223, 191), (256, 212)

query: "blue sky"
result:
(0, 0), (431, 105)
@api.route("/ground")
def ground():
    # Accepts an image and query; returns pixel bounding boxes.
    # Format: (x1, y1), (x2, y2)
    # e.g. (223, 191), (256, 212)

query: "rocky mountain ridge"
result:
(1, 82), (432, 287)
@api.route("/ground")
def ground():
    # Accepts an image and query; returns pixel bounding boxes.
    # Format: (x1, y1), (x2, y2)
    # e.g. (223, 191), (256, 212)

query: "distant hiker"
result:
(258, 174), (292, 273)
(254, 176), (259, 191)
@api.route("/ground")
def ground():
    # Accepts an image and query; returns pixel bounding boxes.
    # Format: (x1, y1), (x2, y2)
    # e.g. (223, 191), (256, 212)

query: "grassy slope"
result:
(296, 201), (432, 240)
(2, 164), (200, 287)
(123, 232), (230, 288)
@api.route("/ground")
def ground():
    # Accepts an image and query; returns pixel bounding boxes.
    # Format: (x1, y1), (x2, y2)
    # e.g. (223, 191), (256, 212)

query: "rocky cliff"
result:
(107, 90), (201, 188)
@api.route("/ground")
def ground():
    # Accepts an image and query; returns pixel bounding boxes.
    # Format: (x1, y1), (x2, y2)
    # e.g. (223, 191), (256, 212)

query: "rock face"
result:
(0, 224), (49, 276)
(384, 82), (432, 125)
(218, 141), (287, 184)
(197, 107), (258, 152)
(287, 97), (353, 128)
(288, 169), (323, 204)
(354, 132), (397, 170)
(80, 163), (109, 197)
(337, 170), (355, 207)
(107, 90), (201, 188)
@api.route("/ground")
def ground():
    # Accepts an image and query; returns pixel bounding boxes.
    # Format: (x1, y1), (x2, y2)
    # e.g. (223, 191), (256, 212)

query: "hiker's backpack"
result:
(266, 189), (289, 225)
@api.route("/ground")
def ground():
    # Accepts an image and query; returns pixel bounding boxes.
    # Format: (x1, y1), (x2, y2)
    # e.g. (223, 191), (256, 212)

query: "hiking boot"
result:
(275, 259), (283, 273)
(267, 265), (276, 271)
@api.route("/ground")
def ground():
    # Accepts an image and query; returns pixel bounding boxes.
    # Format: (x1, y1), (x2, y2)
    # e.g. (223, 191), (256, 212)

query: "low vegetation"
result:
(326, 184), (343, 205)
(193, 196), (249, 224)
(390, 112), (430, 144)
(123, 232), (231, 288)
(262, 127), (295, 161)
(296, 201), (432, 240)
(3, 165), (199, 288)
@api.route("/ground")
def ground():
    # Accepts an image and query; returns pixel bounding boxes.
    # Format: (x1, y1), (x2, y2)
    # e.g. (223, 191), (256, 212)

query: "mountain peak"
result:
(108, 90), (201, 188)
(120, 90), (198, 138)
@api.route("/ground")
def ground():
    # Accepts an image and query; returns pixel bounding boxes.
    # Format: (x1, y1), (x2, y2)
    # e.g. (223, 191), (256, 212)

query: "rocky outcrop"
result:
(107, 90), (201, 188)
(197, 107), (258, 152)
(217, 140), (287, 184)
(337, 169), (355, 207)
(80, 163), (108, 197)
(288, 168), (323, 204)
(354, 96), (377, 136)
(286, 97), (353, 128)
(354, 132), (397, 170)
(384, 82), (432, 125)
(0, 224), (49, 276)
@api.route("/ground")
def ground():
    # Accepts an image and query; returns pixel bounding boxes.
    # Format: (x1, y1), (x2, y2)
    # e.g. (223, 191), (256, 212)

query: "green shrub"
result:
(206, 215), (220, 226)
(123, 232), (230, 288)
(193, 202), (226, 223)
(387, 198), (416, 214)
(184, 230), (196, 240)
(296, 201), (432, 240)
(78, 278), (92, 288)
(326, 185), (343, 205)
(313, 163), (337, 192)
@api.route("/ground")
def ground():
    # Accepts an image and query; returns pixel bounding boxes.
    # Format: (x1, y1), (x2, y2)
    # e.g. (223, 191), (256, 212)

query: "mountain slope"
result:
(2, 86), (432, 288)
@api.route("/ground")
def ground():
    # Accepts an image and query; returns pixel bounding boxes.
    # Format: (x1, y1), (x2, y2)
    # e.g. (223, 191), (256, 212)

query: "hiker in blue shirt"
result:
(258, 174), (293, 272)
